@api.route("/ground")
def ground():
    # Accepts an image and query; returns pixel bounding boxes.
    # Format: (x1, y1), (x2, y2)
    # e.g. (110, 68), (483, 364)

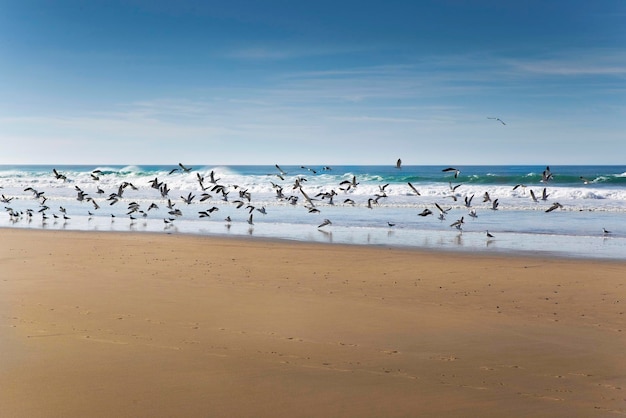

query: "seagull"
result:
(52, 168), (67, 181)
(545, 202), (563, 213)
(395, 158), (402, 169)
(541, 166), (553, 183)
(318, 219), (332, 228)
(418, 208), (433, 217)
(580, 176), (593, 185)
(486, 230), (495, 238)
(442, 167), (461, 178)
(450, 216), (464, 230)
(407, 182), (420, 196)
(178, 163), (192, 173)
(275, 164), (287, 176)
(487, 117), (506, 125)
(530, 190), (538, 202)
(603, 228), (611, 235)
(469, 208), (478, 218)
(490, 199), (499, 210)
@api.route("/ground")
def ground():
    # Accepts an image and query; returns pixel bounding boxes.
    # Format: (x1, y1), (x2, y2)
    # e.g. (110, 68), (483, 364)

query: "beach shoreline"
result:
(2, 229), (625, 417)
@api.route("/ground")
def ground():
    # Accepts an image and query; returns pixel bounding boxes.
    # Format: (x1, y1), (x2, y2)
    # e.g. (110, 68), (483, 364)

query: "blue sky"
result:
(1, 0), (625, 165)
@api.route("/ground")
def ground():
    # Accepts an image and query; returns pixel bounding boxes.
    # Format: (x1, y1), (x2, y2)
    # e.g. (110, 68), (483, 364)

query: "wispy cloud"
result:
(504, 49), (626, 76)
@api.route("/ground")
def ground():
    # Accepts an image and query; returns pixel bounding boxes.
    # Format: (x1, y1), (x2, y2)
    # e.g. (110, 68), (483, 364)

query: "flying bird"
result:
(318, 219), (332, 228)
(545, 202), (563, 213)
(487, 117), (506, 125)
(395, 158), (402, 169)
(407, 182), (420, 196)
(418, 208), (433, 217)
(442, 167), (461, 178)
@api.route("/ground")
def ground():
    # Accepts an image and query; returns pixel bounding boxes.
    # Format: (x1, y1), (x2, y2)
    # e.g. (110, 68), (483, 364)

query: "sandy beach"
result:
(1, 229), (625, 417)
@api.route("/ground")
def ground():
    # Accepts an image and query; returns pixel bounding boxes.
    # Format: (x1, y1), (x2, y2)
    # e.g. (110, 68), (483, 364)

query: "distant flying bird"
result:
(395, 158), (402, 169)
(318, 219), (332, 228)
(52, 168), (67, 181)
(530, 190), (538, 202)
(275, 164), (287, 176)
(545, 202), (563, 213)
(442, 167), (460, 178)
(418, 208), (433, 217)
(450, 216), (465, 230)
(541, 166), (553, 183)
(407, 182), (420, 196)
(486, 230), (495, 238)
(580, 176), (593, 184)
(178, 163), (192, 172)
(487, 117), (506, 125)
(603, 228), (611, 235)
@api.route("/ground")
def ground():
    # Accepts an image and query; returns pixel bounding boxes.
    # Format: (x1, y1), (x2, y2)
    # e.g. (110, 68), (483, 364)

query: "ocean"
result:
(1, 164), (625, 260)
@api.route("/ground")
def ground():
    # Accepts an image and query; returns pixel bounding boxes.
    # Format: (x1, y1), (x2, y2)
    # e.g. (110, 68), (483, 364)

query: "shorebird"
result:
(407, 182), (420, 196)
(339, 175), (359, 191)
(530, 190), (538, 202)
(275, 164), (287, 176)
(603, 228), (611, 235)
(490, 199), (500, 210)
(541, 166), (553, 183)
(469, 208), (478, 218)
(442, 167), (461, 178)
(541, 188), (550, 201)
(418, 208), (433, 217)
(486, 230), (495, 238)
(487, 117), (506, 125)
(545, 202), (563, 213)
(318, 219), (332, 228)
(435, 202), (452, 215)
(181, 192), (195, 204)
(464, 194), (474, 208)
(52, 168), (67, 181)
(449, 182), (462, 193)
(450, 216), (464, 230)
(482, 191), (491, 202)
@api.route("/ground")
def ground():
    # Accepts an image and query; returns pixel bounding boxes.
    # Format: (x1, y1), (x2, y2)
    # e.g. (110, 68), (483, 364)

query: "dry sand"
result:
(1, 229), (625, 417)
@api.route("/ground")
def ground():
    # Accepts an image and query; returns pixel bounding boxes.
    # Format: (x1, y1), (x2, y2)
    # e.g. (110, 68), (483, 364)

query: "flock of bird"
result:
(0, 162), (613, 238)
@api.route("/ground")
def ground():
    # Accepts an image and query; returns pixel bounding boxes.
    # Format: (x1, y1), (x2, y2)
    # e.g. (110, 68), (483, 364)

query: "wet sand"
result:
(1, 229), (625, 417)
